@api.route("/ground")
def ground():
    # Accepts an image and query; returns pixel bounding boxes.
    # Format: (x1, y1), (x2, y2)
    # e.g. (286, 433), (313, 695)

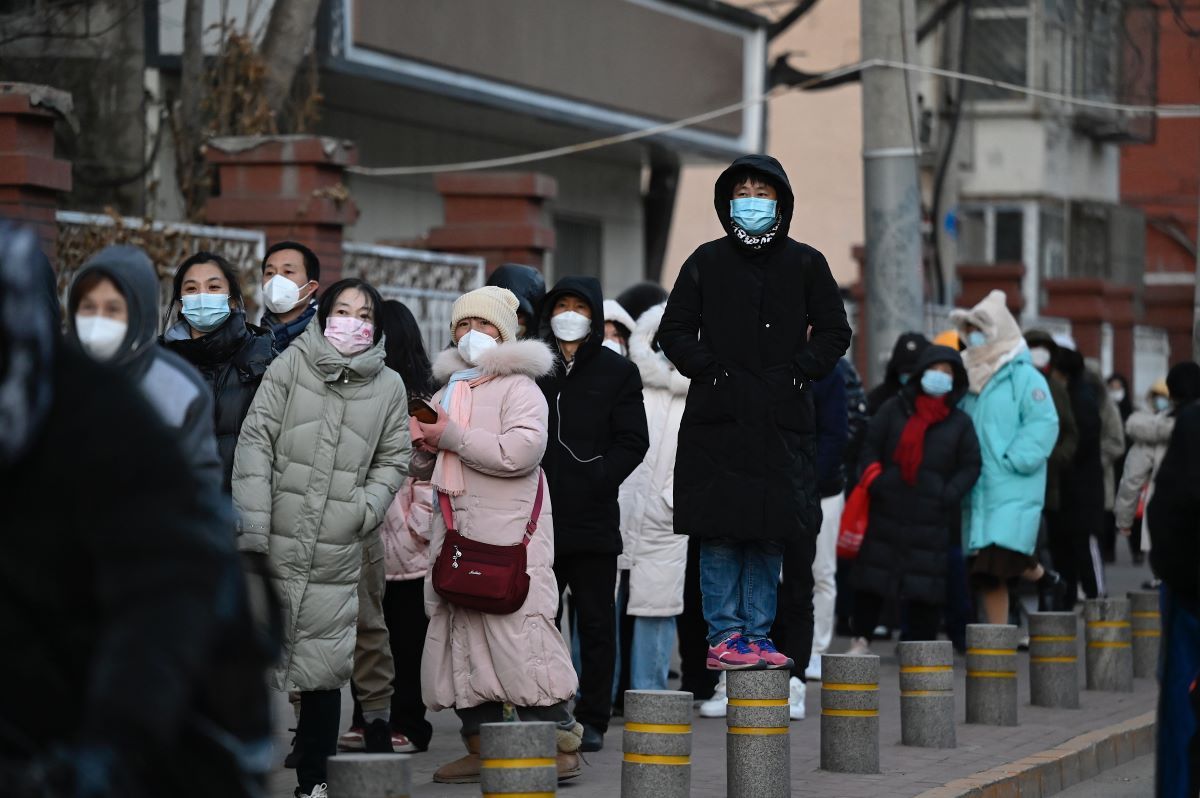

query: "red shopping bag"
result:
(837, 462), (882, 560)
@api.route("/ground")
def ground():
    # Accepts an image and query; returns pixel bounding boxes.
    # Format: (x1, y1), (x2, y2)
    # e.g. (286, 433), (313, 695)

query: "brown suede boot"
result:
(433, 734), (481, 784)
(556, 722), (583, 781)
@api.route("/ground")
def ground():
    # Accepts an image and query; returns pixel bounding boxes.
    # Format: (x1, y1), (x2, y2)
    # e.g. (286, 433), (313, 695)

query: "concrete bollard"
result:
(1028, 612), (1080, 709)
(326, 753), (411, 797)
(898, 641), (955, 748)
(479, 721), (557, 798)
(1084, 598), (1134, 692)
(965, 624), (1018, 726)
(621, 690), (692, 798)
(1129, 590), (1162, 678)
(726, 670), (791, 797)
(820, 654), (881, 773)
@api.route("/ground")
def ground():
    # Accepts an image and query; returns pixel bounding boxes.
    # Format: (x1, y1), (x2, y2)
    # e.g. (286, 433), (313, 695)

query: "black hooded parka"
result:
(537, 276), (650, 557)
(852, 345), (982, 605)
(658, 155), (852, 543)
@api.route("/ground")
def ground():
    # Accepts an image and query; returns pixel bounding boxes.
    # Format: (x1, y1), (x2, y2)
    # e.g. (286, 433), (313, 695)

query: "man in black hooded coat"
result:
(658, 155), (851, 669)
(537, 275), (649, 751)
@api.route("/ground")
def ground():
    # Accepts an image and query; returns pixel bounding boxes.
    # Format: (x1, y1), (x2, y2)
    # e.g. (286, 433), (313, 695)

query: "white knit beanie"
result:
(450, 286), (520, 343)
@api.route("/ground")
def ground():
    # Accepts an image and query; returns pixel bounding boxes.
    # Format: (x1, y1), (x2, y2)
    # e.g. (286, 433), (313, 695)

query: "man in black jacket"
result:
(659, 154), (851, 674)
(538, 275), (649, 753)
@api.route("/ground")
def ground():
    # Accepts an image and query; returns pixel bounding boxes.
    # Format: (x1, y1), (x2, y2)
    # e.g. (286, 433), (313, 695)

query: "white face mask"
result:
(601, 338), (626, 357)
(551, 310), (591, 342)
(1109, 389), (1126, 404)
(262, 274), (312, 315)
(457, 329), (499, 365)
(75, 315), (127, 361)
(1030, 347), (1051, 369)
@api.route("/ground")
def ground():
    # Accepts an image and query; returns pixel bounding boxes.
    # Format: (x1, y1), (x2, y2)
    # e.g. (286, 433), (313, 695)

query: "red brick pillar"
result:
(1041, 279), (1109, 360)
(954, 263), (1026, 314)
(1142, 284), (1193, 365)
(204, 136), (358, 284)
(1105, 283), (1135, 379)
(0, 84), (72, 262)
(427, 172), (556, 273)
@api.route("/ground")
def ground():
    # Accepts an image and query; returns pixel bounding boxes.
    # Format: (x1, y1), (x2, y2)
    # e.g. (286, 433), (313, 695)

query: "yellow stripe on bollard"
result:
(1133, 630), (1162, 637)
(1131, 611), (1160, 618)
(900, 690), (951, 697)
(821, 682), (879, 691)
(480, 758), (556, 769)
(623, 722), (691, 734)
(899, 665), (952, 673)
(967, 670), (1017, 678)
(727, 726), (789, 734)
(1030, 656), (1077, 663)
(1030, 635), (1076, 642)
(966, 648), (1016, 656)
(622, 753), (690, 765)
(727, 698), (789, 707)
(820, 708), (880, 717)
(1087, 641), (1132, 648)
(1086, 621), (1131, 628)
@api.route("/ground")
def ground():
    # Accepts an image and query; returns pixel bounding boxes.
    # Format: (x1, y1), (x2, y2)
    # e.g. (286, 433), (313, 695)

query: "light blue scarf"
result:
(440, 367), (481, 411)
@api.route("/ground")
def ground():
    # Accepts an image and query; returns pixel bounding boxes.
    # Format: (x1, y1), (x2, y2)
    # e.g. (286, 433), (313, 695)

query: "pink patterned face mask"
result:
(324, 316), (374, 356)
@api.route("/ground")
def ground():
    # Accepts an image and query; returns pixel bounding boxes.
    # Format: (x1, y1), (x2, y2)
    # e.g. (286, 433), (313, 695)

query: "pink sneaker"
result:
(750, 638), (795, 670)
(707, 633), (764, 670)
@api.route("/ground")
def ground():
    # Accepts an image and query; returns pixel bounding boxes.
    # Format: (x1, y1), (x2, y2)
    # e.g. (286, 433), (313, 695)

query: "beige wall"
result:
(662, 2), (863, 289)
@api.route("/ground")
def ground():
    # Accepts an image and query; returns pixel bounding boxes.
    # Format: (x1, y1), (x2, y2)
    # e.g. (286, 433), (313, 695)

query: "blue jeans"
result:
(1158, 585), (1200, 798)
(630, 616), (677, 690)
(699, 540), (783, 645)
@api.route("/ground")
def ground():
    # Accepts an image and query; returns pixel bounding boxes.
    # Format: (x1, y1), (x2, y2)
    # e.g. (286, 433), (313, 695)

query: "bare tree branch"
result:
(259, 0), (323, 119)
(768, 0), (820, 41)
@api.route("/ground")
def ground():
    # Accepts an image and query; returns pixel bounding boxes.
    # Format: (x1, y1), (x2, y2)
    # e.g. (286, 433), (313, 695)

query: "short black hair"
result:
(263, 240), (320, 283)
(317, 278), (385, 344)
(167, 251), (244, 327)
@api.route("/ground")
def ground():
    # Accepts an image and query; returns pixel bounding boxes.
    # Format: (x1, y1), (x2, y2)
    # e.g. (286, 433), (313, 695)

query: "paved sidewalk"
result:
(269, 547), (1159, 797)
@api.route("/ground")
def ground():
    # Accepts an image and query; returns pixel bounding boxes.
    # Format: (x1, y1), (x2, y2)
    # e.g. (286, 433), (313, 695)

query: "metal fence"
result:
(56, 210), (266, 322)
(341, 242), (485, 354)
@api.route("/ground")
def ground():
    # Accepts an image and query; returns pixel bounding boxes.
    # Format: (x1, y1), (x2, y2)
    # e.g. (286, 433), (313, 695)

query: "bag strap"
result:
(437, 469), (545, 547)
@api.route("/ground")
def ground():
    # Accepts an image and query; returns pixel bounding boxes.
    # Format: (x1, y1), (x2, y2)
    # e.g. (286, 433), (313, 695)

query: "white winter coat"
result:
(618, 304), (689, 617)
(1114, 409), (1174, 552)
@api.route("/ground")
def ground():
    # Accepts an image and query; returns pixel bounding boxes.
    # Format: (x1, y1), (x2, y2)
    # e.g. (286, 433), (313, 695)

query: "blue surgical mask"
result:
(182, 293), (231, 332)
(1154, 395), (1171, 413)
(921, 369), (954, 397)
(730, 197), (778, 234)
(966, 331), (988, 348)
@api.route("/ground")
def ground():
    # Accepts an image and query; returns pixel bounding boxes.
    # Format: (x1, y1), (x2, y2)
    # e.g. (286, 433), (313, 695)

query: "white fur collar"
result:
(432, 338), (556, 385)
(629, 303), (689, 396)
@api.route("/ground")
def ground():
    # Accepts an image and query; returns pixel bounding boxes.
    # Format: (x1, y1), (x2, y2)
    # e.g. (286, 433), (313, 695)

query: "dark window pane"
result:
(965, 17), (1029, 100)
(554, 217), (603, 281)
(995, 210), (1024, 262)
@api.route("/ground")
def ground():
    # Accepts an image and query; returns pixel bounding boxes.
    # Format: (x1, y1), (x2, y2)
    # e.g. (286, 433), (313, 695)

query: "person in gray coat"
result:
(66, 245), (222, 493)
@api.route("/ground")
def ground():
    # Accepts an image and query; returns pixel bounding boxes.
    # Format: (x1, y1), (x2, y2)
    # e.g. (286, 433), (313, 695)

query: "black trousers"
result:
(613, 569), (635, 712)
(555, 553), (618, 732)
(853, 591), (940, 642)
(1047, 509), (1100, 609)
(770, 530), (818, 681)
(677, 538), (719, 700)
(296, 689), (340, 794)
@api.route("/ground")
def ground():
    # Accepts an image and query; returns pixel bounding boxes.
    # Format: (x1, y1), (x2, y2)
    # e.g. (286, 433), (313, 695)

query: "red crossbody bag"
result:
(431, 471), (545, 614)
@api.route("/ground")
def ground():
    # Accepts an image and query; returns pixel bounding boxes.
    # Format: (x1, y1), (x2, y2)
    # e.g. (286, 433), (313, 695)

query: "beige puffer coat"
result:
(232, 322), (410, 692)
(416, 339), (578, 711)
(1114, 409), (1174, 552)
(618, 304), (689, 617)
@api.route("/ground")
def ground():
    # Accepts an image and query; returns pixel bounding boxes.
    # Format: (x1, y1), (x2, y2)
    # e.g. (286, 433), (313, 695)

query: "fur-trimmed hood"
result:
(433, 338), (556, 385)
(629, 303), (688, 396)
(604, 299), (637, 338)
(951, 289), (1027, 393)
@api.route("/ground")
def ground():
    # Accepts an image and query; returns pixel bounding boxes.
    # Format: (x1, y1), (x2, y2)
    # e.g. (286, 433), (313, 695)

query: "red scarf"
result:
(894, 394), (951, 485)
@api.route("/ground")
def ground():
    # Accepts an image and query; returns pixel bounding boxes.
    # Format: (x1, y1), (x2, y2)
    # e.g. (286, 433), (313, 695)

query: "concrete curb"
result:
(914, 710), (1155, 798)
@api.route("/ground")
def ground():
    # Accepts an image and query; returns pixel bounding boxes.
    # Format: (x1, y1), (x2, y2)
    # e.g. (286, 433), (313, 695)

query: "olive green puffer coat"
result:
(232, 322), (410, 692)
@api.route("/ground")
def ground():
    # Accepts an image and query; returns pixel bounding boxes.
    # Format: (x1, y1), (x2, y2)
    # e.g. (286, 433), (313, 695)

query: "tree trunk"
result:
(177, 0), (205, 217)
(259, 0), (323, 121)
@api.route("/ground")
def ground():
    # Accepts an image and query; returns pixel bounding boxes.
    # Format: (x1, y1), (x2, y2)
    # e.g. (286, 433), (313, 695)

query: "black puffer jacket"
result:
(1148, 400), (1200, 605)
(853, 345), (981, 605)
(659, 154), (851, 543)
(164, 312), (276, 493)
(537, 276), (649, 557)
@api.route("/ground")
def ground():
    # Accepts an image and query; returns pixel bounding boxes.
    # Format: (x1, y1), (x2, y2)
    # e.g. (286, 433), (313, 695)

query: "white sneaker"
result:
(699, 672), (728, 718)
(301, 785), (328, 798)
(845, 637), (871, 656)
(788, 677), (807, 721)
(804, 653), (822, 681)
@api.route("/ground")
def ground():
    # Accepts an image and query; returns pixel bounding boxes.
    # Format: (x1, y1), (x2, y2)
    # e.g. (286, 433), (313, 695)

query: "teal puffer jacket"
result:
(959, 351), (1059, 557)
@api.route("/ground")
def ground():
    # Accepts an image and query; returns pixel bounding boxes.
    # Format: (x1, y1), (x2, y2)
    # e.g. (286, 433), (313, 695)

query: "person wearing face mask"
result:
(536, 276), (649, 753)
(232, 278), (410, 798)
(406, 286), (583, 784)
(485, 262), (546, 340)
(843, 345), (981, 653)
(950, 291), (1065, 625)
(67, 245), (222, 495)
(603, 299), (636, 358)
(260, 240), (321, 351)
(161, 251), (277, 494)
(866, 332), (931, 416)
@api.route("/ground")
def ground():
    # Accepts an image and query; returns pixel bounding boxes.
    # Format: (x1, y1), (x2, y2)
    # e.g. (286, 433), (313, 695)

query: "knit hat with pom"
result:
(450, 286), (520, 343)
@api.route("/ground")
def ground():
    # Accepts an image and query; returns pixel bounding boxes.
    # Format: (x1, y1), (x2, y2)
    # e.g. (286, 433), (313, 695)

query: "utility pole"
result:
(861, 0), (925, 386)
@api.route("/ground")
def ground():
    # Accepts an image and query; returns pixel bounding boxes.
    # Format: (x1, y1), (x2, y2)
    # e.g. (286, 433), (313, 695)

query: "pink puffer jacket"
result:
(381, 477), (434, 581)
(415, 339), (578, 711)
